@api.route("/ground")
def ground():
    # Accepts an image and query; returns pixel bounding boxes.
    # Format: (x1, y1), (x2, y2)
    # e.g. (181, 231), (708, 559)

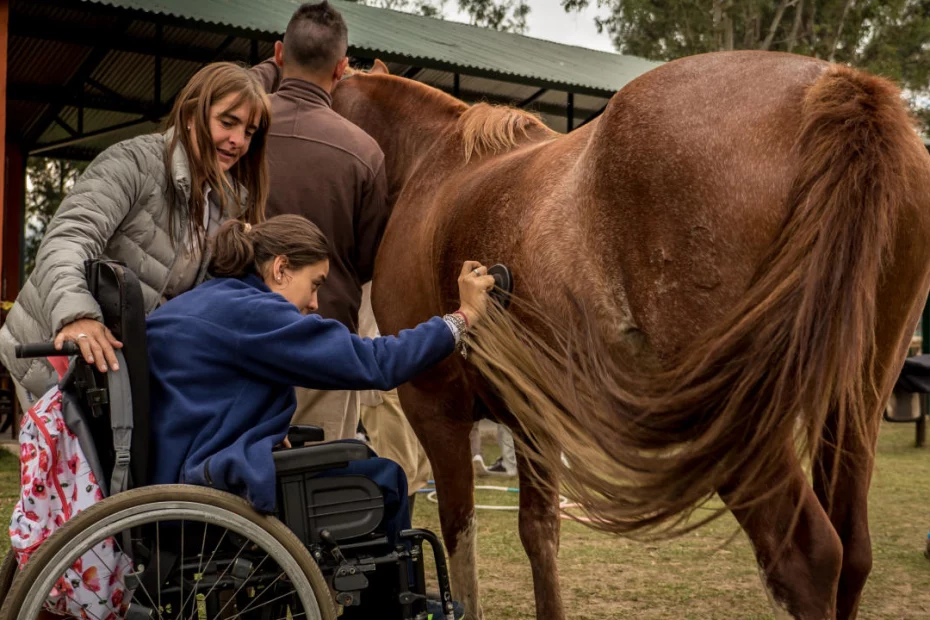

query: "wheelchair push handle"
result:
(16, 341), (80, 358)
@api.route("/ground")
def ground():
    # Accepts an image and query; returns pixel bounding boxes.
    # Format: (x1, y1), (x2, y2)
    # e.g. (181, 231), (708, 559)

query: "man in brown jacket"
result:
(252, 1), (389, 441)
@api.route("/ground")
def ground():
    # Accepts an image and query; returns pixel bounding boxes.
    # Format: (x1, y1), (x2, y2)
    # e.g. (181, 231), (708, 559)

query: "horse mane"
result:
(345, 64), (555, 162)
(459, 103), (554, 162)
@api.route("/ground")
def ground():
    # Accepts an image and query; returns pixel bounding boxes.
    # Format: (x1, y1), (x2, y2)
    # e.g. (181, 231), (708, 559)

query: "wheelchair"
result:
(0, 259), (455, 620)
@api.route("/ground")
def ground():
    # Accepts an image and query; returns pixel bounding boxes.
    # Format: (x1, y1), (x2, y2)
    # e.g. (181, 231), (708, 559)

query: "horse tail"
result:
(467, 64), (921, 537)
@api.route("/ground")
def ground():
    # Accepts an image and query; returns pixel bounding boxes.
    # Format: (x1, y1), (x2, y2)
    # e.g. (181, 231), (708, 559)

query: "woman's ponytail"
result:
(209, 220), (255, 277)
(208, 214), (329, 280)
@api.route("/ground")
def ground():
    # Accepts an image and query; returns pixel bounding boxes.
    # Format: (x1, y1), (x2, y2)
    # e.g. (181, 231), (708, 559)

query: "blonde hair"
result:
(459, 103), (554, 162)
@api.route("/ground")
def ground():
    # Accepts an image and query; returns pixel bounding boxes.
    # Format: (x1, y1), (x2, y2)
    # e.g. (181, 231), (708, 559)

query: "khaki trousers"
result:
(356, 282), (431, 494)
(360, 388), (431, 494)
(292, 388), (360, 442)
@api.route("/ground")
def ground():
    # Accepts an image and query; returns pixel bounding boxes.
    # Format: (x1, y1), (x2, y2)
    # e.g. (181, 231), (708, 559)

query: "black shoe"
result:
(487, 457), (515, 475)
(487, 457), (506, 473)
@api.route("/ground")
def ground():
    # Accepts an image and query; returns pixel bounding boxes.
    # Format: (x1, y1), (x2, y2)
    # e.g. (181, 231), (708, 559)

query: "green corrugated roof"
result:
(82, 0), (662, 96)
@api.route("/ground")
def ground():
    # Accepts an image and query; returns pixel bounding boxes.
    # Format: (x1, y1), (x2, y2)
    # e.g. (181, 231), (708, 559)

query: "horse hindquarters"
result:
(466, 55), (930, 618)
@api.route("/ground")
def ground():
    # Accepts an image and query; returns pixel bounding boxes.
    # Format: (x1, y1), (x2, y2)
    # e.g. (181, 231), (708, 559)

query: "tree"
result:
(23, 158), (88, 280)
(458, 0), (530, 32)
(352, 0), (447, 18)
(562, 0), (930, 128)
(351, 0), (531, 32)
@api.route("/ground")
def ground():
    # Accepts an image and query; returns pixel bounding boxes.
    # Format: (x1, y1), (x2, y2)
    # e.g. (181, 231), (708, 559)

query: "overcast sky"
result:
(449, 1), (616, 53)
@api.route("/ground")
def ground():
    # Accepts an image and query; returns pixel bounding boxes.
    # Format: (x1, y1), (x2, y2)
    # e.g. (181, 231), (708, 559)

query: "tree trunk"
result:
(807, 0), (818, 56)
(786, 0), (804, 52)
(828, 0), (855, 62)
(722, 0), (734, 51)
(761, 0), (793, 51)
(742, 4), (751, 48)
(724, 12), (734, 50)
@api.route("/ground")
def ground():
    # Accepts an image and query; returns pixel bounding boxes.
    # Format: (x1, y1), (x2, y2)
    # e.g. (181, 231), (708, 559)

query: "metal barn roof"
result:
(8, 0), (662, 158)
(85, 0), (661, 95)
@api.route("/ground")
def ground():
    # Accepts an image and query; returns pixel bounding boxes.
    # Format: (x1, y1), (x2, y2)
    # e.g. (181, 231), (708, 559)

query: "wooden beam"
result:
(2, 144), (23, 302)
(518, 89), (547, 108)
(436, 84), (601, 120)
(14, 15), (247, 65)
(0, 0), (8, 303)
(30, 117), (154, 156)
(9, 83), (156, 115)
(154, 23), (163, 107)
(567, 92), (574, 131)
(54, 116), (78, 137)
(22, 19), (129, 146)
(578, 103), (608, 128)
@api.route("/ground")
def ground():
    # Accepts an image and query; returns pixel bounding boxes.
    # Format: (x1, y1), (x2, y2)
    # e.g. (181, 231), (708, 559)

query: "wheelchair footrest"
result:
(401, 529), (456, 620)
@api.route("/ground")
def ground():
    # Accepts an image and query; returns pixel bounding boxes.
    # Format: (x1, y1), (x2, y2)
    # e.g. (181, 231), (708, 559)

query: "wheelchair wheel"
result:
(0, 485), (336, 620)
(0, 549), (15, 602)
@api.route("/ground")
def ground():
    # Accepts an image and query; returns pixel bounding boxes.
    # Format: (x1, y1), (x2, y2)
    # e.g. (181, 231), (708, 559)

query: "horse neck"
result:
(359, 85), (466, 196)
(354, 79), (555, 197)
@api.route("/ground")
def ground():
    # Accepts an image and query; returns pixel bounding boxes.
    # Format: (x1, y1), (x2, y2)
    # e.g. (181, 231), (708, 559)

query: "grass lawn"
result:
(412, 423), (930, 619)
(1, 423), (928, 618)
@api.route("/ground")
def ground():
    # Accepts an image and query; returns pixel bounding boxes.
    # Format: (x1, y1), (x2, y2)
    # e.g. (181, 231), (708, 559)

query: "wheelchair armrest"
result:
(274, 441), (371, 475)
(288, 424), (325, 446)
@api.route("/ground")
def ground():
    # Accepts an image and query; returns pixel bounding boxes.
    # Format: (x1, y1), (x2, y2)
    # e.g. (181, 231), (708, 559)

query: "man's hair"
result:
(283, 1), (349, 74)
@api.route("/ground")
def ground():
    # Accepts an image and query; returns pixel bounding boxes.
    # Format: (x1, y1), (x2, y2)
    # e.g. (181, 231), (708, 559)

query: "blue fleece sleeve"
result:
(238, 296), (456, 390)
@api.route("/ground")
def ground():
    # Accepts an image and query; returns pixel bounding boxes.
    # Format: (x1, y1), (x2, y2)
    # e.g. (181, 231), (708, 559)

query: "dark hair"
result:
(283, 1), (349, 74)
(209, 215), (330, 278)
(164, 62), (271, 248)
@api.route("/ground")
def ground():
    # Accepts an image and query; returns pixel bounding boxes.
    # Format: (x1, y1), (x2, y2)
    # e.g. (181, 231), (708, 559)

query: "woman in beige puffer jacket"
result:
(0, 62), (271, 404)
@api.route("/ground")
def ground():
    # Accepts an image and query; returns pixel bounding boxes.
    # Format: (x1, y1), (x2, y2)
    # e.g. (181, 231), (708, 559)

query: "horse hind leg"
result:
(515, 437), (566, 620)
(811, 271), (924, 619)
(721, 445), (843, 619)
(812, 406), (881, 620)
(400, 385), (484, 620)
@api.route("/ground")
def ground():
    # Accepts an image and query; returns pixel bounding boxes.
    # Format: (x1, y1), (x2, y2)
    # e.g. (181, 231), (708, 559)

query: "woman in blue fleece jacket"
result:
(146, 214), (494, 512)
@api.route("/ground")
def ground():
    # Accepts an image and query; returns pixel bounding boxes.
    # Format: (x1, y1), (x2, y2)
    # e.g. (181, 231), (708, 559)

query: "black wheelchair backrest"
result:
(84, 259), (152, 488)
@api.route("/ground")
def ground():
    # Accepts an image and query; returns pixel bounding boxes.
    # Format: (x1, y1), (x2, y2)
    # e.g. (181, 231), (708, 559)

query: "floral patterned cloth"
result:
(8, 369), (133, 618)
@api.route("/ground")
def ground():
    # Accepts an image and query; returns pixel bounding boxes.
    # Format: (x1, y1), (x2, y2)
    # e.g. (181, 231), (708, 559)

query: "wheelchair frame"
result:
(0, 259), (456, 620)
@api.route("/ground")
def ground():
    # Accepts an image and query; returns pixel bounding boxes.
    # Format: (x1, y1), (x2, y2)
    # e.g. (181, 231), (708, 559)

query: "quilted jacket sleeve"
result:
(31, 141), (147, 333)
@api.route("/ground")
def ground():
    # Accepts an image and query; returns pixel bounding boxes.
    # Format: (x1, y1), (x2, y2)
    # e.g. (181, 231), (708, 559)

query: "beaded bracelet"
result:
(452, 310), (470, 329)
(442, 312), (466, 344)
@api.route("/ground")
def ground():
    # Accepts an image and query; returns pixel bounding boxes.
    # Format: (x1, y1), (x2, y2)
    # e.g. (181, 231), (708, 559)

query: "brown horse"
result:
(332, 51), (930, 619)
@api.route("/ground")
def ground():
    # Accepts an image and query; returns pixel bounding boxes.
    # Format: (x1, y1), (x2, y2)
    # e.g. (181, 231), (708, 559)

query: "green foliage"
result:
(24, 158), (88, 280)
(349, 0), (531, 32)
(458, 0), (530, 32)
(562, 0), (930, 128)
(350, 0), (448, 18)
